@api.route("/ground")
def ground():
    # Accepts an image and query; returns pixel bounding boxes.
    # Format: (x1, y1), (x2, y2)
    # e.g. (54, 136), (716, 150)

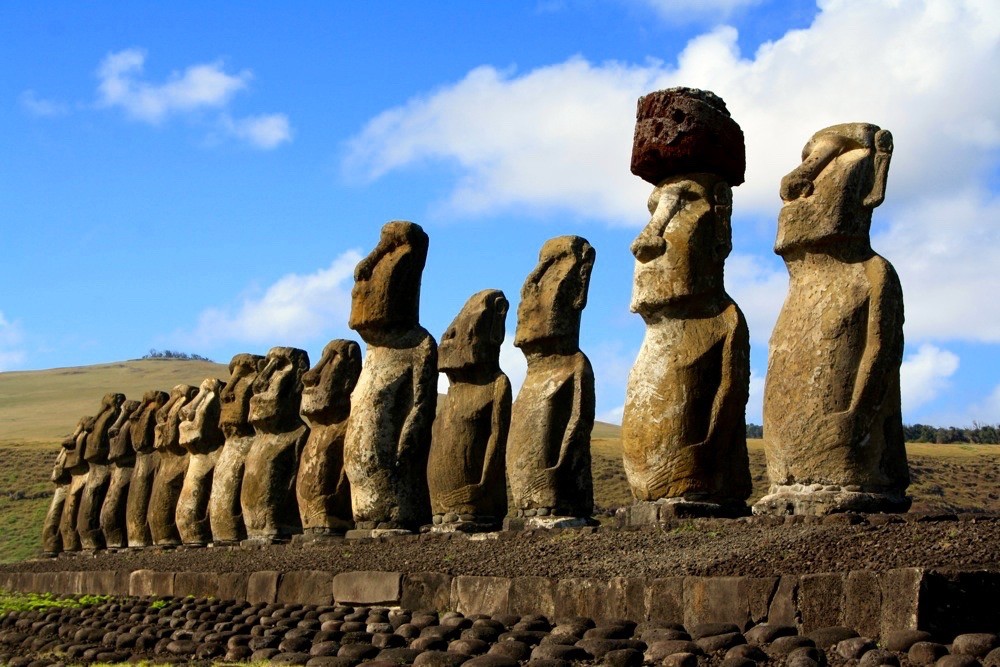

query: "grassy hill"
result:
(0, 360), (998, 563)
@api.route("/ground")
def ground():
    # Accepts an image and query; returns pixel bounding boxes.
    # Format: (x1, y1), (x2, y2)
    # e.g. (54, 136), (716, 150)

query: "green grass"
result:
(0, 590), (111, 614)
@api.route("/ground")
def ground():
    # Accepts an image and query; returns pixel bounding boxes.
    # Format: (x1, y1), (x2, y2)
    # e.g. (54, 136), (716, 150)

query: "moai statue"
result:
(210, 353), (265, 545)
(77, 392), (125, 550)
(345, 221), (437, 534)
(177, 377), (226, 545)
(41, 446), (71, 556)
(296, 340), (361, 538)
(507, 236), (596, 527)
(99, 398), (142, 548)
(428, 290), (512, 531)
(125, 390), (169, 547)
(620, 88), (752, 521)
(241, 347), (311, 543)
(755, 122), (908, 515)
(148, 384), (198, 546)
(60, 416), (94, 552)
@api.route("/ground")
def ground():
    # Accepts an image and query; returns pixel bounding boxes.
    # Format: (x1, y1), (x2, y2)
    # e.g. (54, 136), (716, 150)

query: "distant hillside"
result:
(0, 359), (228, 446)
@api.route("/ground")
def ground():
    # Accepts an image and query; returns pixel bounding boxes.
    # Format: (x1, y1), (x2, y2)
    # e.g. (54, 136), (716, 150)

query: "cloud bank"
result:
(0, 312), (26, 372)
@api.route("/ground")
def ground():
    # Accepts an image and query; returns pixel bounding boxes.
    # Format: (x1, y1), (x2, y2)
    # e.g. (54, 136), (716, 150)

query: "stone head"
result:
(514, 236), (595, 352)
(131, 390), (169, 453)
(301, 339), (361, 424)
(220, 353), (265, 437)
(86, 392), (125, 460)
(109, 399), (141, 457)
(249, 346), (310, 432)
(61, 416), (91, 468)
(349, 220), (429, 342)
(154, 384), (197, 451)
(630, 173), (732, 316)
(776, 122), (893, 255)
(439, 289), (508, 378)
(179, 377), (226, 451)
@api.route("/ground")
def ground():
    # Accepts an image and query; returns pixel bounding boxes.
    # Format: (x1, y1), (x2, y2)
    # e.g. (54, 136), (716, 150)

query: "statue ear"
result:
(712, 182), (734, 259)
(490, 293), (509, 346)
(864, 129), (893, 209)
(572, 245), (596, 311)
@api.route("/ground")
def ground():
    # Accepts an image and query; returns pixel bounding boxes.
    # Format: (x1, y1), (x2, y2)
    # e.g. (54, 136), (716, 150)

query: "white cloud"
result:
(900, 343), (960, 415)
(0, 312), (26, 371)
(747, 369), (765, 424)
(968, 384), (1000, 424)
(639, 0), (763, 23)
(19, 90), (68, 117)
(222, 113), (293, 149)
(181, 251), (362, 348)
(345, 0), (999, 224)
(499, 334), (528, 398)
(724, 252), (787, 347)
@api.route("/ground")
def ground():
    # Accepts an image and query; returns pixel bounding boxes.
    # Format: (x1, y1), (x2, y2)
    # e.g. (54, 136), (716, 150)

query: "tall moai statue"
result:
(241, 347), (311, 543)
(429, 289), (512, 531)
(296, 340), (361, 538)
(60, 416), (94, 552)
(507, 236), (596, 527)
(100, 398), (142, 548)
(77, 392), (125, 550)
(41, 446), (71, 555)
(345, 221), (437, 534)
(620, 88), (752, 520)
(210, 353), (264, 544)
(148, 384), (198, 546)
(125, 390), (169, 547)
(755, 123), (908, 515)
(177, 377), (226, 545)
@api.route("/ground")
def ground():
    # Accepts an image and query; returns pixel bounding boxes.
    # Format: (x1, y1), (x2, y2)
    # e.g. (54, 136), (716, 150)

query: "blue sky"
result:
(1, 0), (998, 427)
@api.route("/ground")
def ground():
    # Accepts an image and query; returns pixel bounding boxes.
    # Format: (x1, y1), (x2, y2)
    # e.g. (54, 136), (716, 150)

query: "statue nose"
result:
(631, 234), (666, 263)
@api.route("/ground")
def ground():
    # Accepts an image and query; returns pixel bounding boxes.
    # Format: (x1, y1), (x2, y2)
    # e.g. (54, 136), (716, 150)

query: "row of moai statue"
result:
(41, 86), (910, 554)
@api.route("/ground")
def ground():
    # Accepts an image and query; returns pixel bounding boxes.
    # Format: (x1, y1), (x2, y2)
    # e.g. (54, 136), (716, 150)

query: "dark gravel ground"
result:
(3, 513), (999, 579)
(2, 595), (1000, 667)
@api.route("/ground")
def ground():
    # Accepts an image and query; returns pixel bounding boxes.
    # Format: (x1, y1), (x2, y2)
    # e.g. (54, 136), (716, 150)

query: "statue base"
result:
(241, 535), (292, 546)
(427, 513), (500, 533)
(291, 528), (348, 545)
(617, 497), (750, 527)
(752, 483), (911, 516)
(345, 528), (414, 539)
(503, 515), (595, 531)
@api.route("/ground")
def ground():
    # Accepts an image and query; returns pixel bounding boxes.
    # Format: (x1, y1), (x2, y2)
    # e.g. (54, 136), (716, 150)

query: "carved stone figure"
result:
(41, 446), (71, 555)
(77, 393), (124, 549)
(125, 390), (169, 547)
(241, 347), (311, 543)
(177, 377), (226, 545)
(148, 384), (198, 546)
(100, 398), (141, 548)
(429, 290), (512, 531)
(296, 340), (361, 537)
(210, 353), (264, 544)
(756, 122), (909, 515)
(507, 236), (596, 525)
(345, 221), (437, 533)
(60, 416), (93, 552)
(621, 88), (752, 519)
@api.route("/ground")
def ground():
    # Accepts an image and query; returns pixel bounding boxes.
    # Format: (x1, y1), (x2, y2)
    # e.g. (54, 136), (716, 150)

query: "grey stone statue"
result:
(177, 377), (226, 545)
(125, 390), (169, 547)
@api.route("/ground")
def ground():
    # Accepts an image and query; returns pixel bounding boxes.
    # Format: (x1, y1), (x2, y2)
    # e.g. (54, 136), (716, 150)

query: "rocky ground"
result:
(3, 513), (999, 580)
(1, 595), (999, 667)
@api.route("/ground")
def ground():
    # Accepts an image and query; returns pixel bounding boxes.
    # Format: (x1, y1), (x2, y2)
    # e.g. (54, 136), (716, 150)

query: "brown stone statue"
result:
(241, 346), (311, 543)
(209, 353), (265, 544)
(41, 445), (71, 555)
(99, 398), (141, 548)
(125, 390), (169, 547)
(77, 392), (125, 550)
(296, 339), (361, 537)
(620, 88), (752, 520)
(60, 416), (94, 552)
(756, 122), (909, 515)
(507, 235), (596, 526)
(177, 377), (226, 545)
(345, 221), (437, 534)
(429, 289), (512, 531)
(148, 384), (198, 546)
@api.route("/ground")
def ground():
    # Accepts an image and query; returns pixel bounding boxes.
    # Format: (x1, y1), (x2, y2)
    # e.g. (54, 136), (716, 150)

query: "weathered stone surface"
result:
(278, 570), (334, 605)
(296, 340), (360, 535)
(77, 392), (124, 549)
(41, 446), (71, 554)
(401, 572), (453, 612)
(508, 577), (557, 618)
(631, 87), (745, 187)
(148, 384), (198, 546)
(99, 398), (141, 548)
(507, 236), (596, 519)
(453, 576), (511, 616)
(218, 572), (250, 601)
(60, 416), (94, 552)
(174, 571), (220, 598)
(758, 123), (909, 516)
(844, 570), (882, 639)
(429, 290), (511, 528)
(210, 353), (265, 544)
(125, 390), (168, 547)
(246, 570), (280, 603)
(622, 146), (750, 510)
(242, 346), (311, 543)
(177, 377), (226, 545)
(647, 577), (685, 624)
(333, 570), (403, 605)
(799, 573), (846, 632)
(346, 221), (437, 531)
(129, 569), (175, 597)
